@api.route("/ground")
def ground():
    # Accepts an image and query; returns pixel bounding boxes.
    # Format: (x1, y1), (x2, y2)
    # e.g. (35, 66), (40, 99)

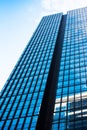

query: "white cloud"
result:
(42, 0), (64, 11)
(41, 0), (87, 14)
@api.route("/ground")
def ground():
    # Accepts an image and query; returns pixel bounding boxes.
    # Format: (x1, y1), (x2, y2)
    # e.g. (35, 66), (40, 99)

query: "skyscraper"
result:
(1, 7), (87, 130)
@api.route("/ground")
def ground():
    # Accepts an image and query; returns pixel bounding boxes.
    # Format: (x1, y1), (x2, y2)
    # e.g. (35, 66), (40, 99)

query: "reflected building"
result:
(1, 7), (87, 130)
(67, 93), (87, 130)
(53, 93), (87, 130)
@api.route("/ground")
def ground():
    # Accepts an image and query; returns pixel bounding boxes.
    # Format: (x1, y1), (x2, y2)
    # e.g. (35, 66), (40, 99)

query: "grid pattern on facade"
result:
(52, 7), (87, 130)
(0, 13), (62, 130)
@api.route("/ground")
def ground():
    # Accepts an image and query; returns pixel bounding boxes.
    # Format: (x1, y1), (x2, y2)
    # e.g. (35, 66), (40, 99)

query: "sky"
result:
(0, 0), (87, 91)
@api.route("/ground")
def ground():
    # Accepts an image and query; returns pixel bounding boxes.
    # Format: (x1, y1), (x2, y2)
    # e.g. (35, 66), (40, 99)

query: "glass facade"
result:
(52, 8), (87, 130)
(1, 7), (87, 130)
(0, 13), (62, 130)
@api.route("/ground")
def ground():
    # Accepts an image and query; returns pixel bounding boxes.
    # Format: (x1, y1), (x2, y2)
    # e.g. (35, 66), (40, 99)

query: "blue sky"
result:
(0, 0), (87, 91)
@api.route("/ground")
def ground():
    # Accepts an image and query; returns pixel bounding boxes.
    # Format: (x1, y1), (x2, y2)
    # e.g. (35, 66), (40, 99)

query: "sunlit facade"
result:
(52, 8), (87, 130)
(1, 7), (87, 130)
